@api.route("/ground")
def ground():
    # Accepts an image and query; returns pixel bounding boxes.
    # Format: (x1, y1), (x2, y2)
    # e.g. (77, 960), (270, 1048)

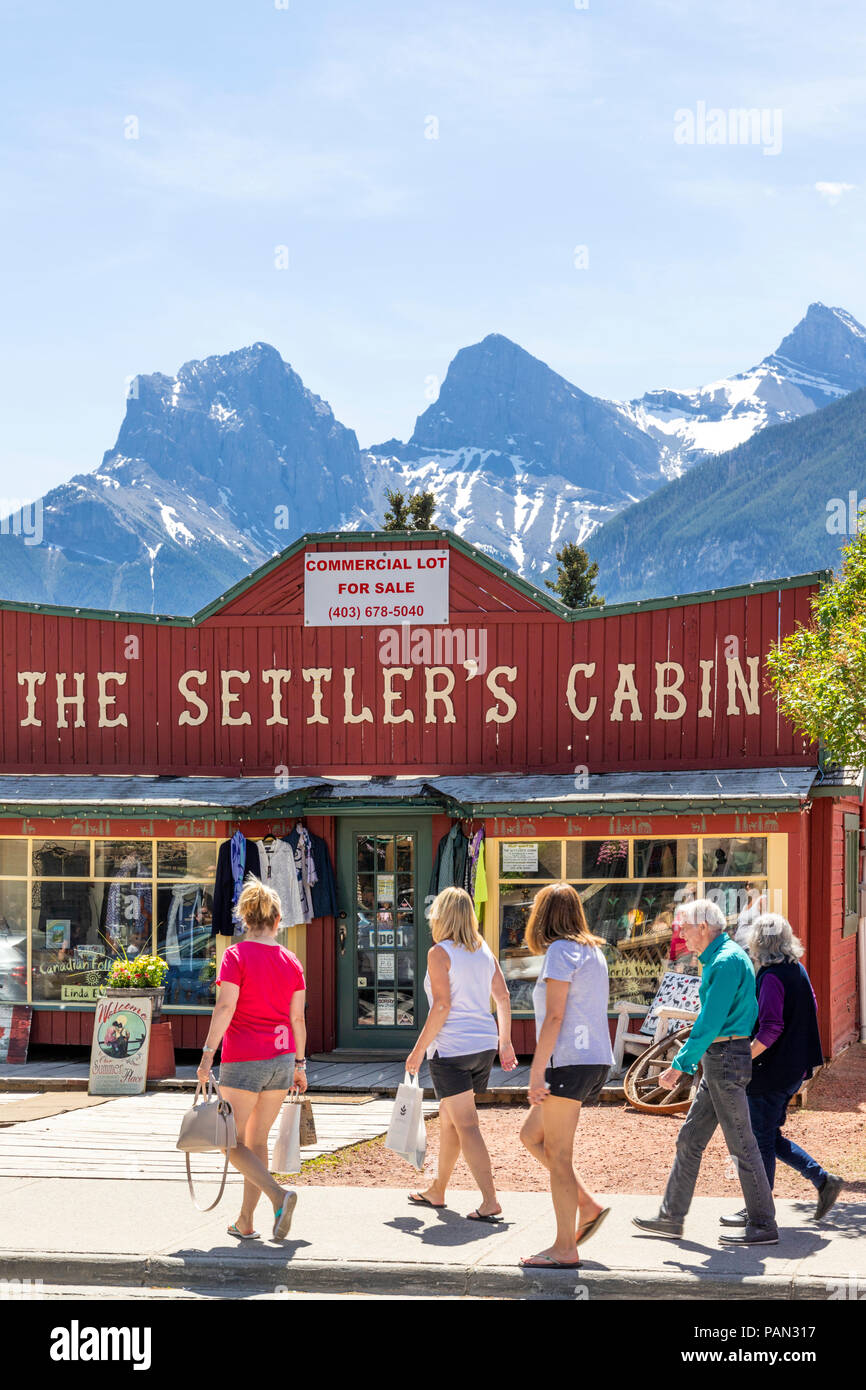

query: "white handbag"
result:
(384, 1072), (427, 1170)
(176, 1076), (238, 1211)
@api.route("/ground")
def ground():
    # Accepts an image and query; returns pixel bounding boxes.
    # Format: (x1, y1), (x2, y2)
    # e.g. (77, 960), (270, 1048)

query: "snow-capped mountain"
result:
(359, 333), (663, 580)
(0, 344), (367, 614)
(617, 303), (866, 476)
(2, 302), (866, 613)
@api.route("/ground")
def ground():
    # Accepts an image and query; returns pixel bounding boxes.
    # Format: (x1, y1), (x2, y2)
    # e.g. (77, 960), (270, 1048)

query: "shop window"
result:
(31, 878), (118, 1003)
(0, 840), (27, 876)
(0, 834), (221, 1010)
(0, 882), (28, 1003)
(31, 839), (90, 877)
(633, 839), (698, 879)
(94, 840), (155, 878)
(565, 840), (629, 879)
(844, 814), (860, 938)
(499, 841), (561, 879)
(157, 885), (216, 1008)
(702, 837), (767, 878)
(156, 841), (218, 881)
(495, 835), (771, 1015)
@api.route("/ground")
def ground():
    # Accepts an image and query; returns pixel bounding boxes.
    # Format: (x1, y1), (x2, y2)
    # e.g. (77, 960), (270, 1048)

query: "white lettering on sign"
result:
(12, 651), (773, 735)
(97, 672), (129, 729)
(304, 549), (449, 627)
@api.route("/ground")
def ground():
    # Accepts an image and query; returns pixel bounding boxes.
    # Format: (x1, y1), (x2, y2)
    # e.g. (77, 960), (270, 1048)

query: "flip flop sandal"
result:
(576, 1207), (611, 1247)
(467, 1209), (504, 1223)
(519, 1254), (581, 1270)
(272, 1190), (298, 1241)
(227, 1224), (261, 1241)
(408, 1192), (445, 1209)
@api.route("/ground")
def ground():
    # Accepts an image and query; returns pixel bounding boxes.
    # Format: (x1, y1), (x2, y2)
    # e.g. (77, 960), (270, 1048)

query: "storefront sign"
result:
(304, 549), (449, 627)
(88, 995), (152, 1096)
(61, 984), (103, 1002)
(378, 952), (395, 983)
(377, 874), (395, 902)
(377, 993), (396, 1024)
(502, 843), (539, 873)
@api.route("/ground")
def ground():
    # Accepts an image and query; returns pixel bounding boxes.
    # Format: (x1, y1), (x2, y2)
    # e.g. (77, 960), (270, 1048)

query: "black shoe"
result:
(632, 1214), (684, 1239)
(814, 1174), (844, 1222)
(719, 1226), (779, 1245)
(719, 1208), (748, 1227)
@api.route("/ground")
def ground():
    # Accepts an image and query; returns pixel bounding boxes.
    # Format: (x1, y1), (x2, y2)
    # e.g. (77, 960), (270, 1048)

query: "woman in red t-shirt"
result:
(197, 878), (307, 1242)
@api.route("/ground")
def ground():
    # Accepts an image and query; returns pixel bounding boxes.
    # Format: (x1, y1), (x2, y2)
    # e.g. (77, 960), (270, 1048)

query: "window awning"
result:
(0, 766), (823, 818)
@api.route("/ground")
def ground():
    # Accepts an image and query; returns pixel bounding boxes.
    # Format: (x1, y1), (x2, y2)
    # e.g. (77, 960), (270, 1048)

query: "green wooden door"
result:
(336, 817), (432, 1050)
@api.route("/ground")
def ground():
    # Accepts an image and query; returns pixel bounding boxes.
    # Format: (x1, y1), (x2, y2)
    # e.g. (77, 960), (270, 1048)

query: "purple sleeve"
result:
(755, 973), (785, 1047)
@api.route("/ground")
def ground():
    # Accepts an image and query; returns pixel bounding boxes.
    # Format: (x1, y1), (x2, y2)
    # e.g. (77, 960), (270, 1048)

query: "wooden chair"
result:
(611, 1001), (651, 1075)
(611, 1001), (700, 1076)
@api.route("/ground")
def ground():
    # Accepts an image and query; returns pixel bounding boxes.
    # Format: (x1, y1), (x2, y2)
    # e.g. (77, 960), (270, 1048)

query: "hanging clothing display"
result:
(308, 830), (338, 919)
(164, 884), (203, 966)
(473, 839), (488, 924)
(212, 834), (262, 937)
(429, 824), (471, 898)
(256, 838), (305, 927)
(467, 828), (485, 898)
(284, 825), (318, 924)
(102, 853), (152, 947)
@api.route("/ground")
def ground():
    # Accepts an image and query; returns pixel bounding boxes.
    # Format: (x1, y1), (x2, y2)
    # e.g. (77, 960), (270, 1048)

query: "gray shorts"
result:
(219, 1054), (295, 1093)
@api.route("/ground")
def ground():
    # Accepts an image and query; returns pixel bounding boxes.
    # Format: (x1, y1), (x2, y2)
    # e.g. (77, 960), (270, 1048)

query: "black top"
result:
(212, 838), (261, 937)
(748, 959), (824, 1097)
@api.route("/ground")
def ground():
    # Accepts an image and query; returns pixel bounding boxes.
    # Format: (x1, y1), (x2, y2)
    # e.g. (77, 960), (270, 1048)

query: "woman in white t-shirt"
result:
(519, 882), (613, 1270)
(406, 887), (517, 1221)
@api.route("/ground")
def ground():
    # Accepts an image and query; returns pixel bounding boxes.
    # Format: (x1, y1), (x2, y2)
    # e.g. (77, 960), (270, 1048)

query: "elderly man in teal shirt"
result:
(633, 900), (778, 1245)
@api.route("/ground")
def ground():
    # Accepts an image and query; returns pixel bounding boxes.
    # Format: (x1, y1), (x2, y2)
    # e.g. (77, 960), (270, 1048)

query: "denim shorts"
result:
(219, 1054), (295, 1093)
(428, 1048), (497, 1100)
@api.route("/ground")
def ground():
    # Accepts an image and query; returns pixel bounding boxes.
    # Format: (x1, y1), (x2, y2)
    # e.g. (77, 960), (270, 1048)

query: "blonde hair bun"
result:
(237, 877), (281, 931)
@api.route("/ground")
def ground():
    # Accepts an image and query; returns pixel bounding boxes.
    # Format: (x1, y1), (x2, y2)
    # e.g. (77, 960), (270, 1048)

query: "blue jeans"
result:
(660, 1039), (776, 1231)
(747, 1083), (827, 1190)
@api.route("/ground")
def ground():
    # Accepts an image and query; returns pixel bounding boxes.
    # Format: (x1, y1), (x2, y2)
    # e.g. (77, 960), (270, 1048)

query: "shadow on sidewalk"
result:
(383, 1212), (510, 1247)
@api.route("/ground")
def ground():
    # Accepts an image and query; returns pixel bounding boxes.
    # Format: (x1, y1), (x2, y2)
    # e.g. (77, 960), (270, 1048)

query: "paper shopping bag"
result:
(384, 1072), (427, 1170)
(271, 1090), (302, 1174)
(300, 1097), (317, 1147)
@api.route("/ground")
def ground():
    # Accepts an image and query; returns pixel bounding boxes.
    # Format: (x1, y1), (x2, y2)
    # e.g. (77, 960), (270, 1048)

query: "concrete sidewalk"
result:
(0, 1177), (862, 1300)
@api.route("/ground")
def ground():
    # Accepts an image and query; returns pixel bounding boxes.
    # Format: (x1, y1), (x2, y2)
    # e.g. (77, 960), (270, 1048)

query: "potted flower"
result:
(103, 950), (170, 1022)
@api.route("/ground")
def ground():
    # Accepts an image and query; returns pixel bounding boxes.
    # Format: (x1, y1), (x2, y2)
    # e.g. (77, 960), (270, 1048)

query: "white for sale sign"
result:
(304, 549), (449, 626)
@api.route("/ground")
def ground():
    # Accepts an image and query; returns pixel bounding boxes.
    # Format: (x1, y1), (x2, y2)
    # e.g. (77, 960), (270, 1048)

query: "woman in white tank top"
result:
(406, 887), (517, 1221)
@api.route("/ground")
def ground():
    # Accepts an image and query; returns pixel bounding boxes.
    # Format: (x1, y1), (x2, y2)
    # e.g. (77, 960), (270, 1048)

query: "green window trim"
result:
(844, 814), (860, 938)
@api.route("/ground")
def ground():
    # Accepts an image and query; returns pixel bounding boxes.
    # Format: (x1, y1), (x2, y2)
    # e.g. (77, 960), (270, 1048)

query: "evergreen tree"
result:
(383, 488), (437, 531)
(545, 541), (604, 608)
(766, 530), (866, 765)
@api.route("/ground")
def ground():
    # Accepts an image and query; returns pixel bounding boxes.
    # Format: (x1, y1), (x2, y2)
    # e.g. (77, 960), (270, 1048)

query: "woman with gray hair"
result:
(721, 913), (844, 1227)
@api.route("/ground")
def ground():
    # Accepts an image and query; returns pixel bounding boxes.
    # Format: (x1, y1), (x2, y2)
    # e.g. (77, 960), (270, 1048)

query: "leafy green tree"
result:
(545, 541), (604, 608)
(766, 530), (866, 765)
(383, 488), (437, 531)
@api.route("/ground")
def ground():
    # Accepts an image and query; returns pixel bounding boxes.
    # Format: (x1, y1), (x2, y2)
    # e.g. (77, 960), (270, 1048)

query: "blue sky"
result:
(2, 0), (865, 497)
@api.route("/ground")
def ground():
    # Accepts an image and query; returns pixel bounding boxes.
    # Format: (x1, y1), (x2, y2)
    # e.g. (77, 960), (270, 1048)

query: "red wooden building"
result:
(0, 530), (862, 1058)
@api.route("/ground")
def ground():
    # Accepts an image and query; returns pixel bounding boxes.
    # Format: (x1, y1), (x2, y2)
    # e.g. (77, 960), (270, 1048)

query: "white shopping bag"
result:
(384, 1072), (427, 1170)
(271, 1090), (302, 1174)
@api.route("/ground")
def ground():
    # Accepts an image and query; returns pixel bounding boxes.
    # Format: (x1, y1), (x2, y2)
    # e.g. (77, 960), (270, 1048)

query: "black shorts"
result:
(544, 1063), (609, 1104)
(428, 1048), (497, 1101)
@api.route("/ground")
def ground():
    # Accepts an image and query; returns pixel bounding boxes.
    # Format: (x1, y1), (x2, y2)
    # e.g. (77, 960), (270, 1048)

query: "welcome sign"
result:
(88, 994), (152, 1096)
(304, 549), (449, 626)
